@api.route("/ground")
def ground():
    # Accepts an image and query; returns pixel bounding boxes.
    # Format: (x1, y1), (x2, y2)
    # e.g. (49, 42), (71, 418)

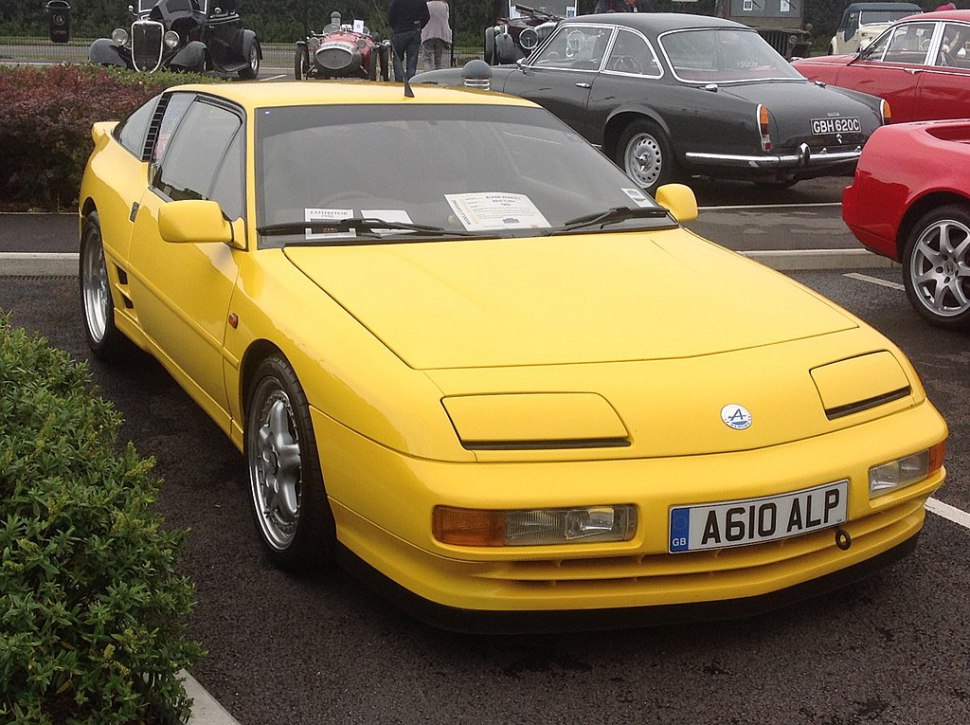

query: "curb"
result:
(182, 670), (240, 725)
(0, 249), (899, 277)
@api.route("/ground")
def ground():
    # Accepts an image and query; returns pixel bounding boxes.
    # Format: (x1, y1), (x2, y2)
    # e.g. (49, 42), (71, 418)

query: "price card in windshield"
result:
(668, 480), (848, 553)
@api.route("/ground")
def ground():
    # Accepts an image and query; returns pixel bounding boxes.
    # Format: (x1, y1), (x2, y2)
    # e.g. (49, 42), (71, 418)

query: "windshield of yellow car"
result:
(254, 104), (673, 247)
(661, 28), (803, 84)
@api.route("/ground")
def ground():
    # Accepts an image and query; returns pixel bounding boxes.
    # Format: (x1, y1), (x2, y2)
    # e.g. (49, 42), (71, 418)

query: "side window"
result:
(532, 26), (613, 70)
(154, 100), (243, 209)
(151, 92), (195, 165)
(208, 130), (245, 220)
(937, 23), (970, 67)
(114, 95), (160, 158)
(606, 29), (661, 77)
(882, 22), (936, 64)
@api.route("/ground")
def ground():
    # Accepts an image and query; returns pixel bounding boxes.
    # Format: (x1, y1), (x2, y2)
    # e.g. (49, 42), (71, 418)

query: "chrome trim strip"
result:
(685, 148), (862, 168)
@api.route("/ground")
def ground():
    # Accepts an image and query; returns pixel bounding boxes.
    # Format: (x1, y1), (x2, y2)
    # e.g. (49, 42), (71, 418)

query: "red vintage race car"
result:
(842, 119), (970, 330)
(295, 11), (390, 81)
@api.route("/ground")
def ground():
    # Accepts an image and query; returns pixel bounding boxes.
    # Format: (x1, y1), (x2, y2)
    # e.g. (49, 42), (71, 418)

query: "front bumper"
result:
(313, 397), (945, 625)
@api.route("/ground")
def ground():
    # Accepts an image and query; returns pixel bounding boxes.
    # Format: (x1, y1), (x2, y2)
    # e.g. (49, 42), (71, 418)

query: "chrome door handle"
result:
(575, 82), (591, 88)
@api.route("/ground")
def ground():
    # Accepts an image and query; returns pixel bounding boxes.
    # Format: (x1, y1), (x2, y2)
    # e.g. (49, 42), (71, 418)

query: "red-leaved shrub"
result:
(0, 64), (218, 210)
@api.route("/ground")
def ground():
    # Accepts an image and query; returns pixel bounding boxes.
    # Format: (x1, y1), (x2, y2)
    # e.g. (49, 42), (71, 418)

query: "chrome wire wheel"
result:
(624, 131), (663, 189)
(81, 227), (110, 345)
(248, 385), (303, 551)
(906, 210), (970, 326)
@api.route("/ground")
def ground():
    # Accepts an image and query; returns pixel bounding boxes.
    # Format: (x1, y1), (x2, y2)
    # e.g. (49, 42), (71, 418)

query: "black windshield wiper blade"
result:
(257, 217), (479, 238)
(555, 206), (671, 233)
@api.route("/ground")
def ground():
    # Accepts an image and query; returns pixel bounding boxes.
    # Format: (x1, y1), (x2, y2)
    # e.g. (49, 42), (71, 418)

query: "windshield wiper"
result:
(257, 217), (480, 239)
(551, 206), (671, 234)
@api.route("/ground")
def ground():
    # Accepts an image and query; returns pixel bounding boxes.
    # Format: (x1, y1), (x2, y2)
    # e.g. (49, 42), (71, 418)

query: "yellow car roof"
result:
(169, 81), (537, 111)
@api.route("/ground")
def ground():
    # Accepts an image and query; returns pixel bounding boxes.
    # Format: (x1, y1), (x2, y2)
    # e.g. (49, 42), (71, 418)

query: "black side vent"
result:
(141, 94), (171, 162)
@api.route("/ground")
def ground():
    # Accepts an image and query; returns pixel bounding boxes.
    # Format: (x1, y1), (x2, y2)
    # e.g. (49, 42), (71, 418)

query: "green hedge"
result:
(0, 315), (204, 724)
(0, 64), (217, 211)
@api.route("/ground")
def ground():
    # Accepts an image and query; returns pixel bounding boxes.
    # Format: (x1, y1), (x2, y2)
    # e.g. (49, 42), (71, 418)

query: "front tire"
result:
(294, 45), (309, 80)
(615, 120), (675, 195)
(902, 204), (970, 330)
(239, 38), (260, 79)
(79, 211), (125, 360)
(246, 354), (336, 571)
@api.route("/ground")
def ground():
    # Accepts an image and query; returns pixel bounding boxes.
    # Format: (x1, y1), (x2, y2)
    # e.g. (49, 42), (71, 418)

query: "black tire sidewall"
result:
(616, 119), (674, 195)
(902, 203), (970, 331)
(246, 354), (336, 571)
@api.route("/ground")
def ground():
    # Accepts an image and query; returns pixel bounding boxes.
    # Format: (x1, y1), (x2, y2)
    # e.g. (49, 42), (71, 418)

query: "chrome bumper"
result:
(685, 143), (862, 169)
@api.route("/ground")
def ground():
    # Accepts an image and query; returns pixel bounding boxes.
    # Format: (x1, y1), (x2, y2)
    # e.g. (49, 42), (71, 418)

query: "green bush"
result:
(0, 315), (204, 724)
(0, 64), (218, 211)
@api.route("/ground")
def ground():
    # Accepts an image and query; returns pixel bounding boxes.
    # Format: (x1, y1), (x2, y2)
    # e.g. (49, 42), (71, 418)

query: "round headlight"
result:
(308, 36), (321, 52)
(519, 27), (539, 51)
(788, 34), (799, 47)
(111, 28), (129, 45)
(164, 30), (180, 49)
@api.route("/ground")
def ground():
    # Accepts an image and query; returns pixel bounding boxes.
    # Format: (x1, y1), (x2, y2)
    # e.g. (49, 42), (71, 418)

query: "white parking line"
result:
(258, 74), (287, 82)
(844, 272), (904, 290)
(927, 497), (970, 531)
(699, 202), (842, 212)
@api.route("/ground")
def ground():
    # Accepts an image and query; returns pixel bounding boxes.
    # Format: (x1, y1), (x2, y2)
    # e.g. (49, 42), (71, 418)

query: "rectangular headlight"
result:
(432, 505), (637, 547)
(869, 441), (945, 498)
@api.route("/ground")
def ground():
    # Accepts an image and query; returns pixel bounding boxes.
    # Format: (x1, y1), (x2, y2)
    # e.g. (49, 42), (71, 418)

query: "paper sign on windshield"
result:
(445, 193), (551, 232)
(305, 208), (354, 239)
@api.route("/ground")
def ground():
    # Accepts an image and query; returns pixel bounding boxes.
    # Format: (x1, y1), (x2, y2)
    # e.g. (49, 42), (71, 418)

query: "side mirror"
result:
(654, 184), (698, 223)
(159, 200), (235, 245)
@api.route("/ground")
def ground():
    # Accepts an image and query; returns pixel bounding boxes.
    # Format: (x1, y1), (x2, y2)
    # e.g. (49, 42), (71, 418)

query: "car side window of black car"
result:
(533, 26), (614, 71)
(153, 100), (243, 210)
(605, 29), (661, 78)
(114, 95), (161, 159)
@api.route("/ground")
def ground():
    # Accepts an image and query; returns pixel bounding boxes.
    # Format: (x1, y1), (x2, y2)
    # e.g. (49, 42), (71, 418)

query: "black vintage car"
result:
(414, 13), (889, 193)
(485, 1), (576, 65)
(89, 0), (261, 78)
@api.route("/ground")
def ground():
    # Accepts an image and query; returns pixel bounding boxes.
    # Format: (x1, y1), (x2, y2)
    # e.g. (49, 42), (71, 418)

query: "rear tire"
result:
(902, 203), (970, 330)
(615, 119), (675, 195)
(246, 354), (336, 571)
(238, 38), (260, 79)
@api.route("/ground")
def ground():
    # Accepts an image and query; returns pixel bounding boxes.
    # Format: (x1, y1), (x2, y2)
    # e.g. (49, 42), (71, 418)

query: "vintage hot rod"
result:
(88, 0), (261, 78)
(294, 11), (390, 81)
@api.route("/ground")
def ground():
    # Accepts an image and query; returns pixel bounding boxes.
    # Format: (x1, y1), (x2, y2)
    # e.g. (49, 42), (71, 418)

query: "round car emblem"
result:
(721, 404), (752, 430)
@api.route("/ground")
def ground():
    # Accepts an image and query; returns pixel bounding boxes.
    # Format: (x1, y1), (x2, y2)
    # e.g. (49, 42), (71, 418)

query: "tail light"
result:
(758, 104), (772, 152)
(880, 99), (892, 125)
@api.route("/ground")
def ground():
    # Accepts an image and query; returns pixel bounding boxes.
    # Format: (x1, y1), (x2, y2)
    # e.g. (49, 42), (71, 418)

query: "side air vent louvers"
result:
(141, 94), (171, 162)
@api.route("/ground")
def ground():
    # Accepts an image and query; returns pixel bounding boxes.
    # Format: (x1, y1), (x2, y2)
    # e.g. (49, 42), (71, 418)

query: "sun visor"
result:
(810, 351), (911, 420)
(442, 393), (629, 450)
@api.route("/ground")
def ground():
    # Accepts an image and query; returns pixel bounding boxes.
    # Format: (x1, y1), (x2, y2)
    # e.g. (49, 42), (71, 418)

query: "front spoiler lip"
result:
(336, 533), (919, 634)
(685, 145), (862, 169)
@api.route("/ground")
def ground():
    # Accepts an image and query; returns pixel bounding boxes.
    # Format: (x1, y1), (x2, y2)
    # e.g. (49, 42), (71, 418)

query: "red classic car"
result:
(793, 9), (970, 123)
(842, 119), (970, 330)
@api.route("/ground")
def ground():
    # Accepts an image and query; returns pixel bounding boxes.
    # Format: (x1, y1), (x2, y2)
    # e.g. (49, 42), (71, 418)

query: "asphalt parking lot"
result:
(1, 195), (968, 724)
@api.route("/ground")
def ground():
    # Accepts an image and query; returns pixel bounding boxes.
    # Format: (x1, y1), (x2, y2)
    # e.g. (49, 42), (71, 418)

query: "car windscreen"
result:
(254, 104), (672, 247)
(661, 29), (804, 83)
(859, 9), (919, 26)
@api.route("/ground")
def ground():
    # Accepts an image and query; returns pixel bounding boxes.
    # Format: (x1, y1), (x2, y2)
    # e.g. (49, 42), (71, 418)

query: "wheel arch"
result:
(239, 338), (287, 426)
(896, 191), (970, 259)
(603, 110), (671, 162)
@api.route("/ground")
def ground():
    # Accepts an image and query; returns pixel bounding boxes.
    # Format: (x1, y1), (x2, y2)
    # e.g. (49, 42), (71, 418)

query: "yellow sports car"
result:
(79, 81), (947, 631)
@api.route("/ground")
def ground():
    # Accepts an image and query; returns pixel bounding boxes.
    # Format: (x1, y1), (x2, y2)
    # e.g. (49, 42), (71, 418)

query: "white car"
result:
(829, 1), (922, 55)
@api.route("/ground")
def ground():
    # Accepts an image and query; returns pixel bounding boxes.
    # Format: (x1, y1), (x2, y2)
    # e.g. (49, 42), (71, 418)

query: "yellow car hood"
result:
(284, 228), (854, 370)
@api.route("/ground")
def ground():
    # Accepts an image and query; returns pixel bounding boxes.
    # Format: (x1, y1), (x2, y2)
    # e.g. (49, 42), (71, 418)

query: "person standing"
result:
(594, 0), (652, 11)
(388, 0), (430, 81)
(422, 0), (452, 70)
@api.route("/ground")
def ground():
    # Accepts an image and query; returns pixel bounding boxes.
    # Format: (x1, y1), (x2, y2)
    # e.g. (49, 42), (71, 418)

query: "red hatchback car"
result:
(842, 119), (970, 330)
(793, 9), (970, 123)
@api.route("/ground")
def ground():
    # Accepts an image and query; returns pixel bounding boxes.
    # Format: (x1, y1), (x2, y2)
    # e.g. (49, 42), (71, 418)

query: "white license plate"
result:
(668, 480), (848, 553)
(812, 117), (861, 135)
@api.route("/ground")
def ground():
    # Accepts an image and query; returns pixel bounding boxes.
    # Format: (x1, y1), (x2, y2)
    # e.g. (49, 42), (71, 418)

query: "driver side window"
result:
(882, 22), (936, 64)
(605, 29), (661, 77)
(532, 26), (614, 70)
